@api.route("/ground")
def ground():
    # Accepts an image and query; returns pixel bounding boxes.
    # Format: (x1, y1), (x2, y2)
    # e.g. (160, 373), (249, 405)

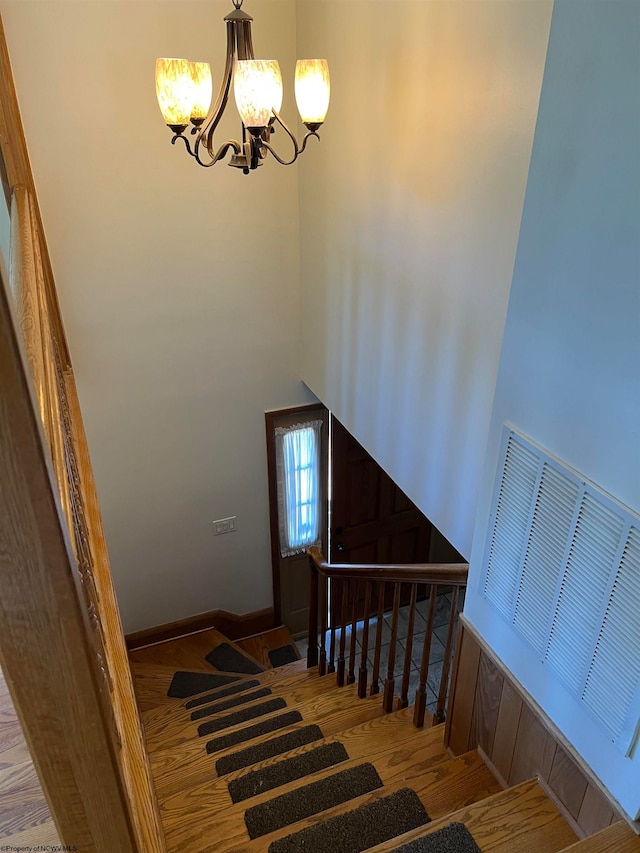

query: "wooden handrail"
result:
(307, 545), (469, 728)
(307, 545), (469, 586)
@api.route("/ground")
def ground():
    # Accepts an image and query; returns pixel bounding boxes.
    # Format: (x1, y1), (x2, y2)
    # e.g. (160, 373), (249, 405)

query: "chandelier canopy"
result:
(155, 0), (330, 174)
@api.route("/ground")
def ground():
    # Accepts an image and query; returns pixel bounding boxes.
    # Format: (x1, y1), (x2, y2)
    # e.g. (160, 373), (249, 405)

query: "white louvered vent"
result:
(483, 438), (538, 618)
(482, 427), (640, 755)
(513, 465), (579, 653)
(582, 527), (640, 746)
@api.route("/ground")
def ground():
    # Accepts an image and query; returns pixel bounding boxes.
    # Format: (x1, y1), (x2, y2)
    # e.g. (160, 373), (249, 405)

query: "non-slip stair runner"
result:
(244, 763), (384, 839)
(268, 645), (299, 668)
(215, 725), (324, 775)
(206, 711), (303, 754)
(185, 679), (260, 709)
(206, 643), (264, 674)
(198, 698), (287, 737)
(190, 687), (272, 721)
(228, 742), (349, 803)
(393, 822), (482, 853)
(268, 787), (430, 853)
(167, 671), (240, 699)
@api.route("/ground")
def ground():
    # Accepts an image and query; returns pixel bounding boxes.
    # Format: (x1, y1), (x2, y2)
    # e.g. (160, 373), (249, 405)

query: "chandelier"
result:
(155, 0), (330, 174)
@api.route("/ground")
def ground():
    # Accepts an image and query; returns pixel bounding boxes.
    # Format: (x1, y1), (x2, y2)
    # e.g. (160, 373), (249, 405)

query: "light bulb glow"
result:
(155, 58), (194, 126)
(234, 59), (282, 129)
(188, 61), (212, 120)
(295, 59), (330, 125)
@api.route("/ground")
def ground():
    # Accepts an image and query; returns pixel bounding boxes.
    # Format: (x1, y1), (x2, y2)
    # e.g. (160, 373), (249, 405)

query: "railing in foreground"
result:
(306, 546), (469, 728)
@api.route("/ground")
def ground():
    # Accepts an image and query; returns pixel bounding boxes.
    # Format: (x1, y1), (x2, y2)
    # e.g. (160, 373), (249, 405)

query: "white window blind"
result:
(482, 427), (640, 756)
(275, 420), (323, 558)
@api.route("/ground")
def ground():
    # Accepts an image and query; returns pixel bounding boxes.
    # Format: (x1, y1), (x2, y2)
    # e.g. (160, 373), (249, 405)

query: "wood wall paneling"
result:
(470, 652), (504, 759)
(445, 623), (481, 756)
(446, 620), (623, 838)
(490, 679), (523, 785)
(509, 703), (557, 786)
(548, 746), (589, 821)
(578, 795), (627, 846)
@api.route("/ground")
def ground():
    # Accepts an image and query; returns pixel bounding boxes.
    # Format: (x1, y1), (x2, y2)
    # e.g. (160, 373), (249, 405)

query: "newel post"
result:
(307, 554), (319, 669)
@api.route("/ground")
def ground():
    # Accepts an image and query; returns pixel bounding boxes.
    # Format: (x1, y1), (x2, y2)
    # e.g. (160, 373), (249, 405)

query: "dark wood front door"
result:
(266, 404), (329, 635)
(330, 416), (432, 565)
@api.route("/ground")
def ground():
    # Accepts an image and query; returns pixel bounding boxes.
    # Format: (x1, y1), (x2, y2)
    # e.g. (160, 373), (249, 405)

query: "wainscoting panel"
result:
(446, 619), (622, 838)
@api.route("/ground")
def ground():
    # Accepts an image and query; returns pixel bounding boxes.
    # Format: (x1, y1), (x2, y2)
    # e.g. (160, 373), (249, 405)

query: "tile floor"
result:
(296, 587), (465, 718)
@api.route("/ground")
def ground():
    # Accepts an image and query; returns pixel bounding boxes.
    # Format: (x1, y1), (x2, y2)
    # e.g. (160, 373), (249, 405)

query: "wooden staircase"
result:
(130, 626), (640, 853)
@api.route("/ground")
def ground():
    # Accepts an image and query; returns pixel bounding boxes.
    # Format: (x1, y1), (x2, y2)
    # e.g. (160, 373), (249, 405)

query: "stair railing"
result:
(307, 546), (468, 728)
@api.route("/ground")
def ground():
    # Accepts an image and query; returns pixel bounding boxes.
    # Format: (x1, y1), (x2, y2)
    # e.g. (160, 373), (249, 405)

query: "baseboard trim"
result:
(125, 607), (275, 651)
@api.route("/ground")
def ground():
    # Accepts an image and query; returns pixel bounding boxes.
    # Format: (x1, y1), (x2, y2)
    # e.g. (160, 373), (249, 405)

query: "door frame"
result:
(265, 403), (329, 627)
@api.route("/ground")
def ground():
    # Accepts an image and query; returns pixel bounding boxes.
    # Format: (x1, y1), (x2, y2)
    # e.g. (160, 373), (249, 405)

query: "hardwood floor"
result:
(0, 667), (59, 847)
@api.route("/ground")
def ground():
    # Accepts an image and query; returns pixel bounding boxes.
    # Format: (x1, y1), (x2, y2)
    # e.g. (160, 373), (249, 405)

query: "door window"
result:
(275, 421), (323, 556)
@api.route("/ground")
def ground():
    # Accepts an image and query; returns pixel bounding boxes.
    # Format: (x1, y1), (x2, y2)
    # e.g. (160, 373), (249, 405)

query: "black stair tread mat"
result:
(268, 645), (299, 668)
(206, 643), (265, 674)
(216, 725), (324, 775)
(244, 762), (384, 839)
(206, 711), (303, 755)
(185, 679), (261, 709)
(191, 687), (273, 721)
(198, 698), (287, 737)
(229, 742), (349, 803)
(393, 822), (482, 853)
(167, 671), (240, 699)
(268, 787), (430, 853)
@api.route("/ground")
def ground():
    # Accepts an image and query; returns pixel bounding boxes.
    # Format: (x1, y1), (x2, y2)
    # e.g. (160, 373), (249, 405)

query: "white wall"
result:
(1, 0), (315, 632)
(465, 0), (640, 817)
(296, 0), (553, 559)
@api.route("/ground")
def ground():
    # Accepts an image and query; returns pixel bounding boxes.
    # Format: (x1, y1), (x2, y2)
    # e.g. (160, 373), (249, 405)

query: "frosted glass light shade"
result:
(155, 58), (193, 126)
(295, 59), (330, 125)
(188, 61), (212, 120)
(263, 60), (283, 116)
(234, 59), (282, 129)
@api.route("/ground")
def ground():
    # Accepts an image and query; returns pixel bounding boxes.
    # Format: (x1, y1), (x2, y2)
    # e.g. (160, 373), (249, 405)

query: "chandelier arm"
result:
(197, 19), (237, 156)
(260, 111), (301, 166)
(261, 112), (321, 166)
(196, 138), (243, 167)
(297, 130), (321, 156)
(173, 132), (242, 168)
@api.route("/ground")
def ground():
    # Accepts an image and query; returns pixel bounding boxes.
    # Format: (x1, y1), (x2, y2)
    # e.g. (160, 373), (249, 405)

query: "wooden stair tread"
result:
(142, 670), (350, 750)
(560, 822), (640, 852)
(159, 713), (447, 823)
(162, 749), (498, 853)
(129, 627), (264, 672)
(141, 664), (328, 736)
(364, 777), (578, 853)
(236, 625), (300, 670)
(131, 658), (310, 712)
(150, 685), (386, 799)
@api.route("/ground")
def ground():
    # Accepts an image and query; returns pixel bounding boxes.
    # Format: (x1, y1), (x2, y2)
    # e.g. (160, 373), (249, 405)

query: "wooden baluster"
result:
(434, 587), (459, 724)
(328, 579), (336, 674)
(413, 583), (437, 727)
(307, 556), (319, 669)
(318, 570), (328, 676)
(370, 582), (385, 696)
(337, 580), (349, 687)
(347, 580), (358, 684)
(400, 583), (417, 708)
(383, 582), (401, 713)
(358, 581), (372, 699)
